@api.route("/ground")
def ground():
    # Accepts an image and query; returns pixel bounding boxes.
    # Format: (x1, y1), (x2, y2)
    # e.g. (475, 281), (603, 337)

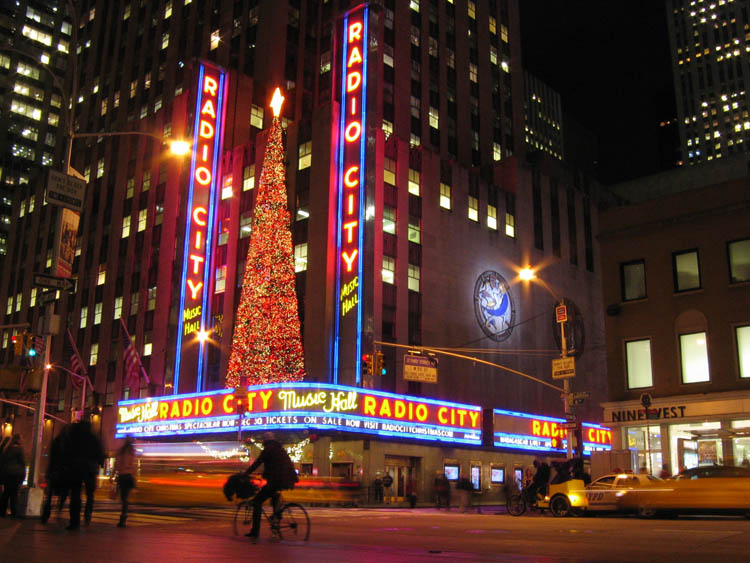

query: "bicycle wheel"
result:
(506, 492), (526, 516)
(233, 501), (254, 536)
(276, 502), (310, 541)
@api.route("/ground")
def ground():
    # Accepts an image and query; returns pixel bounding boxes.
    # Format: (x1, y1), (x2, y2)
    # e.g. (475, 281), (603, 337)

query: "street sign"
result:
(564, 413), (577, 421)
(403, 354), (438, 383)
(560, 422), (577, 430)
(555, 305), (568, 323)
(38, 291), (58, 305)
(46, 169), (86, 212)
(640, 393), (652, 408)
(33, 273), (75, 292)
(551, 357), (576, 379)
(567, 391), (590, 406)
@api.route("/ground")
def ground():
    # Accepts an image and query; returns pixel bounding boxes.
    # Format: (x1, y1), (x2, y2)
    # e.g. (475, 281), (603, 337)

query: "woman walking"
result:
(114, 438), (136, 527)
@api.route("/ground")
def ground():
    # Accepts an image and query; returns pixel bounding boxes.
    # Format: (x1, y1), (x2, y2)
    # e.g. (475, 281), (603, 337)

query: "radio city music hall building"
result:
(1, 1), (610, 500)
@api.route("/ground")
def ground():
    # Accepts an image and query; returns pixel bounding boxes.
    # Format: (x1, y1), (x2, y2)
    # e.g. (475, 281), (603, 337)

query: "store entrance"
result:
(384, 455), (420, 502)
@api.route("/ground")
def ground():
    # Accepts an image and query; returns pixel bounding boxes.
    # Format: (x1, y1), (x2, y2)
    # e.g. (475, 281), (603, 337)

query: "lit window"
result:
(126, 177), (135, 198)
(221, 175), (233, 199)
(243, 164), (255, 191)
(383, 206), (396, 235)
(6, 297), (12, 315)
(383, 120), (394, 138)
(14, 293), (22, 313)
(298, 141), (312, 170)
(320, 51), (331, 74)
(148, 287), (157, 311)
(680, 332), (710, 383)
(97, 158), (105, 178)
(468, 196), (479, 222)
(490, 47), (498, 66)
(410, 0), (420, 12)
(90, 343), (98, 366)
(467, 1), (476, 19)
(142, 170), (151, 192)
(621, 260), (647, 301)
(97, 267), (106, 286)
(143, 335), (152, 357)
(505, 212), (515, 238)
(131, 292), (139, 315)
(408, 264), (420, 292)
(250, 105), (264, 129)
(80, 306), (88, 329)
(489, 17), (497, 34)
(440, 182), (451, 210)
(626, 339), (653, 389)
(294, 243), (308, 273)
(673, 250), (701, 292)
(130, 80), (137, 98)
(114, 296), (123, 319)
(737, 325), (750, 379)
(22, 25), (52, 46)
(384, 158), (396, 186)
(493, 143), (502, 161)
(728, 239), (750, 283)
(429, 107), (439, 129)
(215, 265), (226, 293)
(20, 200), (26, 218)
(30, 288), (37, 308)
(101, 98), (108, 116)
(240, 211), (252, 238)
(165, 1), (172, 18)
(382, 256), (395, 284)
(487, 204), (498, 230)
(210, 30), (220, 50)
(94, 302), (103, 325)
(137, 209), (148, 232)
(408, 169), (420, 196)
(161, 32), (169, 50)
(500, 24), (509, 43)
(124, 4), (131, 19)
(410, 96), (420, 118)
(469, 63), (478, 83)
(408, 217), (421, 244)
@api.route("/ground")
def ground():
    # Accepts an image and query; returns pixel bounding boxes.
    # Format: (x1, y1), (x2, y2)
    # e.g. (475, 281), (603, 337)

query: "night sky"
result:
(520, 1), (677, 185)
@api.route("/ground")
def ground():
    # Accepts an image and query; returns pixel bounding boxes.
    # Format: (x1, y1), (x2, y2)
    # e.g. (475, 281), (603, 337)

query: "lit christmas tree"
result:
(226, 88), (305, 387)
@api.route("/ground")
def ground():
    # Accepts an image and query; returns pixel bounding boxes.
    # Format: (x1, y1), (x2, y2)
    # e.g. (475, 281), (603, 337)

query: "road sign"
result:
(38, 291), (58, 305)
(640, 393), (652, 408)
(567, 391), (590, 406)
(560, 422), (577, 430)
(551, 357), (575, 379)
(555, 305), (568, 323)
(564, 413), (576, 421)
(403, 355), (438, 383)
(46, 169), (86, 212)
(33, 273), (75, 292)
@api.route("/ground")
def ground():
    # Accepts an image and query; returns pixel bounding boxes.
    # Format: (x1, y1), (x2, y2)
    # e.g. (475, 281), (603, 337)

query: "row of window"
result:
(621, 238), (750, 301)
(625, 325), (750, 388)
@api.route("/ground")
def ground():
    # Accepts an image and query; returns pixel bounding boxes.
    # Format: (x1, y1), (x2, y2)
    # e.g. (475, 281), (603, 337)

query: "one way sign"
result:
(33, 273), (75, 292)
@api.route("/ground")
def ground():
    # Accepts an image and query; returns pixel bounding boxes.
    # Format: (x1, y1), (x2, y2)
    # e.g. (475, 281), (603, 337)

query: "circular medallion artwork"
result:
(474, 271), (515, 342)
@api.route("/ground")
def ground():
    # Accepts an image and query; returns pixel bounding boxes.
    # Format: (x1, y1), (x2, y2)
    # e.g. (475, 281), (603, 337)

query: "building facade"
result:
(600, 165), (750, 473)
(523, 71), (563, 161)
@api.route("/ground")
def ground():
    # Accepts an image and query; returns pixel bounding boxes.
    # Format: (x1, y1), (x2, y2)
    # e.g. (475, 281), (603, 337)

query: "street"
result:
(2, 503), (749, 562)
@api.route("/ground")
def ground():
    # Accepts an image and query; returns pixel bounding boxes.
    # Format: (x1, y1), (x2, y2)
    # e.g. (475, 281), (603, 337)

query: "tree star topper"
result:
(270, 87), (284, 117)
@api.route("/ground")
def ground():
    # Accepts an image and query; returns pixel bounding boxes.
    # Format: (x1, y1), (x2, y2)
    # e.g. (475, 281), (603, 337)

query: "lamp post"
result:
(520, 266), (577, 458)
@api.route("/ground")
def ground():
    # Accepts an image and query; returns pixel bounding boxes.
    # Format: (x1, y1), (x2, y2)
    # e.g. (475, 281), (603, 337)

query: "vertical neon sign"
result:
(174, 61), (228, 393)
(333, 6), (368, 385)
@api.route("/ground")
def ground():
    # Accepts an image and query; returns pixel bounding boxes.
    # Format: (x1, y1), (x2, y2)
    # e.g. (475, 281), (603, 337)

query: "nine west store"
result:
(602, 390), (750, 474)
(116, 383), (611, 503)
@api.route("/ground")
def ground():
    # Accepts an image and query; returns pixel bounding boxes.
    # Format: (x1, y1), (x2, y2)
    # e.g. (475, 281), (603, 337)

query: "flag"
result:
(66, 329), (87, 390)
(33, 335), (46, 359)
(120, 318), (149, 389)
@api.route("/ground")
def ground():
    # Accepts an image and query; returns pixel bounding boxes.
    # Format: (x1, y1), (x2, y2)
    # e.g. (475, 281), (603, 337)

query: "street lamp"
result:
(520, 265), (577, 458)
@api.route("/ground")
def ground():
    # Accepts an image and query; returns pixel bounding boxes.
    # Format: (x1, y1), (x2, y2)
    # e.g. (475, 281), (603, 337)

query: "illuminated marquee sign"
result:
(116, 383), (482, 446)
(174, 62), (228, 392)
(333, 5), (369, 385)
(493, 409), (612, 456)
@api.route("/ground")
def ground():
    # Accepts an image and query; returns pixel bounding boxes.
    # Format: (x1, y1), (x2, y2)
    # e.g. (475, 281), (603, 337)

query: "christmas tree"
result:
(226, 89), (305, 387)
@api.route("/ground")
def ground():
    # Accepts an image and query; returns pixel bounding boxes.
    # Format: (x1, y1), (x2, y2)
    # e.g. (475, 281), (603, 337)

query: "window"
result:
(114, 296), (123, 319)
(487, 205), (498, 230)
(80, 306), (88, 329)
(90, 343), (98, 366)
(408, 169), (420, 196)
(439, 183), (451, 210)
(680, 332), (710, 383)
(737, 326), (750, 379)
(469, 63), (478, 83)
(121, 216), (131, 238)
(97, 267), (106, 286)
(621, 260), (647, 301)
(408, 264), (420, 292)
(728, 239), (750, 283)
(384, 158), (396, 186)
(161, 32), (169, 49)
(215, 265), (226, 293)
(221, 175), (233, 199)
(243, 165), (255, 191)
(240, 212), (252, 238)
(148, 287), (157, 311)
(94, 302), (103, 325)
(468, 196), (478, 222)
(382, 256), (395, 284)
(130, 292), (139, 315)
(626, 339), (653, 389)
(673, 250), (701, 292)
(143, 334), (152, 357)
(298, 141), (311, 170)
(137, 209), (148, 232)
(294, 243), (308, 273)
(429, 107), (439, 129)
(383, 206), (396, 235)
(408, 217), (420, 243)
(250, 105), (264, 129)
(210, 30), (220, 50)
(142, 170), (151, 192)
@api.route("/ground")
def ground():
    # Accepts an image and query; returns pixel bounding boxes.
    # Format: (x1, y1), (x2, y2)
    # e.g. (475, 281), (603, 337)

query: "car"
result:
(618, 466), (750, 518)
(585, 473), (663, 513)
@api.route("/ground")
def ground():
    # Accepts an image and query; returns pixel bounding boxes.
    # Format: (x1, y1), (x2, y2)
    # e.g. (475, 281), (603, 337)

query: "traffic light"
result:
(374, 351), (386, 376)
(362, 354), (373, 377)
(26, 333), (37, 357)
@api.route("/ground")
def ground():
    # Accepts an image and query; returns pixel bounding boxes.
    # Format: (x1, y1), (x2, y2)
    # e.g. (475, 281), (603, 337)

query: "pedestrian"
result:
(373, 474), (383, 503)
(41, 426), (70, 524)
(114, 437), (136, 527)
(405, 476), (417, 509)
(243, 432), (298, 539)
(457, 476), (473, 513)
(64, 419), (105, 530)
(0, 435), (26, 518)
(659, 463), (671, 479)
(434, 470), (450, 510)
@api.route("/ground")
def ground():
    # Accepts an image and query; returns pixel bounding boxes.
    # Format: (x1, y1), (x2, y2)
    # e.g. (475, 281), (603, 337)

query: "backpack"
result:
(278, 450), (299, 490)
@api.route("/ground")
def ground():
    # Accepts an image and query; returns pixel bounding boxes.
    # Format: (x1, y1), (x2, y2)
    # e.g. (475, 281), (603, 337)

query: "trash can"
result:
(19, 486), (44, 518)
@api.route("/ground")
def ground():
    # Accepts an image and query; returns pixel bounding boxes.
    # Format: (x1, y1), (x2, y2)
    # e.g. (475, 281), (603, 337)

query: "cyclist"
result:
(244, 432), (298, 539)
(526, 459), (550, 504)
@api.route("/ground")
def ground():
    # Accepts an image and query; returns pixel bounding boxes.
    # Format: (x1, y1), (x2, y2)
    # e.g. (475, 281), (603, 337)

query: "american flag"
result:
(66, 329), (86, 390)
(120, 318), (149, 389)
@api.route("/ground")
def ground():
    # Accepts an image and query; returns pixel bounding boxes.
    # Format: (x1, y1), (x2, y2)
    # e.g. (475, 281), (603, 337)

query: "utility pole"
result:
(558, 302), (574, 459)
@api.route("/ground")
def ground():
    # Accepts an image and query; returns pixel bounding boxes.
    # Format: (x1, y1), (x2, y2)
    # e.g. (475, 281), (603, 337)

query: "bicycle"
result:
(506, 479), (587, 517)
(233, 489), (310, 541)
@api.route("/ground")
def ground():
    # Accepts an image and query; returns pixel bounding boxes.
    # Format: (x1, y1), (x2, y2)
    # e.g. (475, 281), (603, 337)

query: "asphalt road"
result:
(2, 504), (749, 562)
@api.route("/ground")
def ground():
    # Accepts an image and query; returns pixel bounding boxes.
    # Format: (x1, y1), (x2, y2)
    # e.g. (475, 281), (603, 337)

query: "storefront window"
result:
(626, 425), (662, 474)
(669, 421), (721, 473)
(731, 420), (750, 467)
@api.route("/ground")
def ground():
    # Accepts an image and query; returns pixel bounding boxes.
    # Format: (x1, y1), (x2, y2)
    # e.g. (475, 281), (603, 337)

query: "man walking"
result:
(64, 420), (104, 530)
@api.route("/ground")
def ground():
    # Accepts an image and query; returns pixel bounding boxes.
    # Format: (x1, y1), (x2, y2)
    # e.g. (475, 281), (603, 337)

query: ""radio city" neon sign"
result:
(174, 61), (228, 393)
(116, 382), (483, 445)
(333, 6), (369, 385)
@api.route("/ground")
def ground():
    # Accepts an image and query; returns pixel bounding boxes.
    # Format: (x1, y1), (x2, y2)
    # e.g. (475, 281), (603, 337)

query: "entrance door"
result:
(385, 455), (420, 501)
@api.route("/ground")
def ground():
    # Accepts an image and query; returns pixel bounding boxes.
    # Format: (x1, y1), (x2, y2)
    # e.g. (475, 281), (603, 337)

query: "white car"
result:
(585, 473), (664, 513)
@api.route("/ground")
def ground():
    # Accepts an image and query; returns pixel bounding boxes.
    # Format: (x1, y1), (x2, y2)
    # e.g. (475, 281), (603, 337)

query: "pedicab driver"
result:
(244, 432), (299, 539)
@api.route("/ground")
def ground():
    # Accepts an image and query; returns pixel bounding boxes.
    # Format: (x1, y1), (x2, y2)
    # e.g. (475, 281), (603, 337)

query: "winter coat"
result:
(246, 440), (299, 489)
(2, 444), (26, 478)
